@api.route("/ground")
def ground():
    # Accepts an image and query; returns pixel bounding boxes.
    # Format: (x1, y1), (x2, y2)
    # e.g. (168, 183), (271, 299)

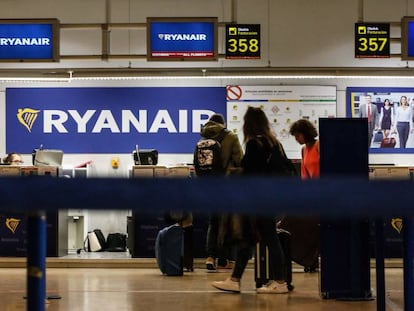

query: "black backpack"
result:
(194, 129), (229, 177)
(267, 141), (298, 177)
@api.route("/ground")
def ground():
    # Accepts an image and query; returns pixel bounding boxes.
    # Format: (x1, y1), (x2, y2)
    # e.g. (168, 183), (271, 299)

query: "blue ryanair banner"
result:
(6, 87), (226, 153)
(0, 19), (59, 61)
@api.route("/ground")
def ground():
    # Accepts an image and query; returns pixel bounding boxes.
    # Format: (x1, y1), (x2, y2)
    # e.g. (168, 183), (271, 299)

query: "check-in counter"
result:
(128, 165), (207, 258)
(0, 165), (68, 257)
(368, 165), (413, 258)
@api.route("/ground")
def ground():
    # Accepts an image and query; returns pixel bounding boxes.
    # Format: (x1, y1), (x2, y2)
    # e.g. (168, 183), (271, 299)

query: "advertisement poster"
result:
(226, 85), (337, 159)
(347, 87), (414, 153)
(6, 87), (226, 154)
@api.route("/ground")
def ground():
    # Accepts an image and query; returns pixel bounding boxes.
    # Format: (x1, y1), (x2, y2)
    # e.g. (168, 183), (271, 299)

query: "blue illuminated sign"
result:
(405, 20), (414, 58)
(6, 87), (226, 153)
(147, 17), (218, 61)
(0, 19), (59, 61)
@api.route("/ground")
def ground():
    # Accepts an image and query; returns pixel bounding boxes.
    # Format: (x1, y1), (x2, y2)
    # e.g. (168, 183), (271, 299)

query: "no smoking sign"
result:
(226, 85), (243, 100)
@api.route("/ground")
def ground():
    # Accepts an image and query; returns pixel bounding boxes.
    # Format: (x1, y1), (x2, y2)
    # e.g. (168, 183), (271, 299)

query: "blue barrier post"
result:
(375, 218), (385, 311)
(403, 217), (414, 311)
(27, 211), (46, 311)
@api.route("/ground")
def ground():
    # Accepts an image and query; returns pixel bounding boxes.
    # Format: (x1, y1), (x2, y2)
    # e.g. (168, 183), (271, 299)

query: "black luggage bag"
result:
(279, 216), (319, 271)
(254, 229), (294, 291)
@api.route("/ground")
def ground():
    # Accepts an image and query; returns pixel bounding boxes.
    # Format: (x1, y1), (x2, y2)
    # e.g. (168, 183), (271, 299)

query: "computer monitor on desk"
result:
(32, 149), (64, 167)
(132, 147), (158, 165)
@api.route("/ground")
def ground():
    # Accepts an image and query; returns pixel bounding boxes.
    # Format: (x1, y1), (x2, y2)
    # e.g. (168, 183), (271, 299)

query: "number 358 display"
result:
(226, 24), (261, 59)
(355, 23), (390, 58)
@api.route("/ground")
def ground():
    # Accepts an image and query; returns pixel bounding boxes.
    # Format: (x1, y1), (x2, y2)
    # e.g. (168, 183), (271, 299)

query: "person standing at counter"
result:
(198, 113), (244, 272)
(284, 118), (320, 272)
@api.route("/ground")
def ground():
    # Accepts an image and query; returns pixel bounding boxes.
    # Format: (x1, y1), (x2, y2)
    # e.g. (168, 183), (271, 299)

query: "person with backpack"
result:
(211, 107), (290, 294)
(194, 113), (243, 272)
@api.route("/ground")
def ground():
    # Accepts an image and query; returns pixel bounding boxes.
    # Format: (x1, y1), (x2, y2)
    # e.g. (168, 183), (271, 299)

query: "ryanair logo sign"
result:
(16, 108), (212, 134)
(17, 108), (40, 132)
(391, 218), (403, 234)
(157, 34), (207, 41)
(5, 218), (21, 234)
(0, 37), (50, 46)
(7, 87), (226, 153)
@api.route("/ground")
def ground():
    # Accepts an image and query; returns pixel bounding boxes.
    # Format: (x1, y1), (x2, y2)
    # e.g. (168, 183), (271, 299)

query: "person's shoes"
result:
(211, 278), (240, 293)
(217, 261), (234, 272)
(256, 281), (289, 294)
(206, 257), (217, 272)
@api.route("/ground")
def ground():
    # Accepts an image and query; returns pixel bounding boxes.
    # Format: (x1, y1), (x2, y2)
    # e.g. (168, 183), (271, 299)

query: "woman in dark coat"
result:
(211, 106), (289, 294)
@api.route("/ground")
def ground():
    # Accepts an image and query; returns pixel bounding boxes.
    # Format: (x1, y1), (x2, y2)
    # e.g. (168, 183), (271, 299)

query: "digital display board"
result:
(147, 17), (218, 61)
(225, 24), (260, 59)
(0, 19), (59, 62)
(401, 17), (414, 60)
(355, 23), (390, 58)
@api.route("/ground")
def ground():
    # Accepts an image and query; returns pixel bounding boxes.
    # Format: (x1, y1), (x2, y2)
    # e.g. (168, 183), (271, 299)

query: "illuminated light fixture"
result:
(69, 75), (414, 81)
(1, 74), (414, 82)
(0, 77), (70, 83)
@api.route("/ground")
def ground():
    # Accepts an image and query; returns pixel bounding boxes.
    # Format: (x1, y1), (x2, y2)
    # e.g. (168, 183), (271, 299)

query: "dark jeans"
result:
(232, 217), (286, 281)
(206, 214), (231, 266)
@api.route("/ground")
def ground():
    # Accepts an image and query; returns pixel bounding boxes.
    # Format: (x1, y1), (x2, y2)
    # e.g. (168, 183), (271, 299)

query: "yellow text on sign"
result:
(227, 38), (259, 53)
(358, 37), (388, 52)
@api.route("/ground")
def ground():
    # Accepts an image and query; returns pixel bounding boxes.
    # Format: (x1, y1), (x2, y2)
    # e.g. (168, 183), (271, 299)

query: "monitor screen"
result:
(132, 149), (158, 165)
(0, 18), (60, 62)
(147, 17), (218, 61)
(401, 16), (414, 60)
(33, 149), (63, 167)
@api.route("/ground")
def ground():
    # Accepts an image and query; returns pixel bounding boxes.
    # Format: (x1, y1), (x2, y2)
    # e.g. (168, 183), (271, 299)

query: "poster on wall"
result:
(347, 87), (414, 153)
(6, 87), (226, 154)
(226, 85), (337, 159)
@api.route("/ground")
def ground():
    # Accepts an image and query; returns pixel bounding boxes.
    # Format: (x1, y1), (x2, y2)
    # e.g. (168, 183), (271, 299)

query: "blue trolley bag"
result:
(155, 224), (184, 276)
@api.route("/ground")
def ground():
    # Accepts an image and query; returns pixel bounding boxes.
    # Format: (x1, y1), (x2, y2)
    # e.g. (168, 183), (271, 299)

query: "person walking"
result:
(211, 106), (289, 294)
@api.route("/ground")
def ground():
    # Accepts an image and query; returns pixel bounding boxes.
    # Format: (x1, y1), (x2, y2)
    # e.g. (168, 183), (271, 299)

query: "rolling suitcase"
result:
(254, 229), (294, 291)
(279, 216), (320, 271)
(155, 224), (184, 276)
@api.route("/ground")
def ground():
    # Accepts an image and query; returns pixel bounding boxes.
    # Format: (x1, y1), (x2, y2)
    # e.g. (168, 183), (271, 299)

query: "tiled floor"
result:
(0, 264), (404, 311)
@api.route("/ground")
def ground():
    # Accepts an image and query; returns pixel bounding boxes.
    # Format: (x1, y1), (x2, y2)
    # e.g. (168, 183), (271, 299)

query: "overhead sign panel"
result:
(401, 17), (414, 60)
(147, 17), (218, 61)
(355, 23), (390, 58)
(225, 24), (260, 59)
(0, 19), (60, 62)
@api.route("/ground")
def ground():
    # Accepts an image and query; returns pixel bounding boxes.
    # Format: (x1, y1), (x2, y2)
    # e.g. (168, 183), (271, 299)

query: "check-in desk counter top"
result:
(0, 165), (59, 177)
(369, 165), (414, 180)
(132, 165), (192, 178)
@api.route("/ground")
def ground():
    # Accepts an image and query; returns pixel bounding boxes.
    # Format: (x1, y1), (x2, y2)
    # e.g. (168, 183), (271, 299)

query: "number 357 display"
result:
(225, 24), (260, 59)
(355, 23), (390, 58)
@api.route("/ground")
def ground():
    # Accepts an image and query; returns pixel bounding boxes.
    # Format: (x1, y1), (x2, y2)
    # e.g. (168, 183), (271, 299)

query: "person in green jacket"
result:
(200, 113), (243, 272)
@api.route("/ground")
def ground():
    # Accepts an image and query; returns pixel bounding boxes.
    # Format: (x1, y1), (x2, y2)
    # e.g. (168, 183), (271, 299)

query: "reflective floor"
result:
(0, 266), (404, 311)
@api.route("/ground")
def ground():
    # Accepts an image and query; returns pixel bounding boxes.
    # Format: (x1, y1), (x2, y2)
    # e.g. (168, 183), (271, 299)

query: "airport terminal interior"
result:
(2, 0), (414, 310)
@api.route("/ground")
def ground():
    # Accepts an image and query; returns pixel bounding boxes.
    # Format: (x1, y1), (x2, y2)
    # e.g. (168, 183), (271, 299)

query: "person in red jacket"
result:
(289, 119), (319, 179)
(284, 119), (320, 273)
